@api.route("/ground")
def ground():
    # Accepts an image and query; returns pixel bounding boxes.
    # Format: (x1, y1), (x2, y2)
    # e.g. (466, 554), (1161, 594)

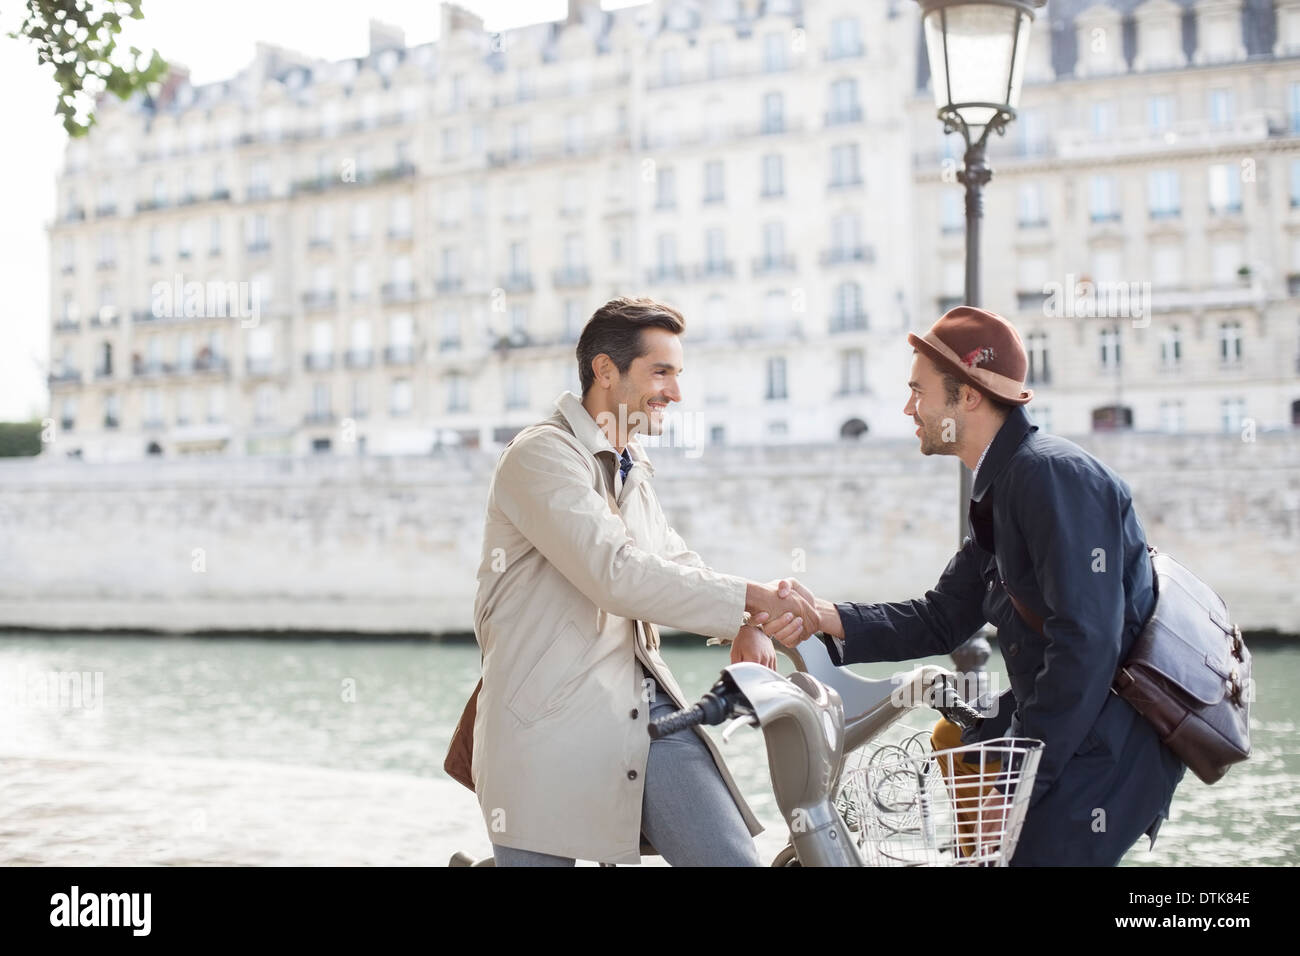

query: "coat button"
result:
(629, 708), (639, 719)
(627, 769), (638, 780)
(1007, 642), (1019, 656)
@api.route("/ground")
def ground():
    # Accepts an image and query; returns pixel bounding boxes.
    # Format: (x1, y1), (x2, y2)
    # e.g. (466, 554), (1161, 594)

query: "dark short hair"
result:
(940, 371), (1014, 416)
(576, 296), (685, 395)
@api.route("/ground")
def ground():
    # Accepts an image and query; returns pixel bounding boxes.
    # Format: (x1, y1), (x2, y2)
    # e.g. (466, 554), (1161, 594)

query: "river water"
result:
(0, 633), (1294, 867)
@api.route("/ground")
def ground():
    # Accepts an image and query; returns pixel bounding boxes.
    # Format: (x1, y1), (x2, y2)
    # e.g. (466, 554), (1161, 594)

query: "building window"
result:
(509, 305), (528, 338)
(659, 47), (681, 86)
(1091, 404), (1132, 431)
(563, 114), (585, 155)
(827, 78), (860, 125)
(829, 143), (861, 188)
(1208, 164), (1242, 214)
(447, 374), (468, 413)
(703, 160), (725, 203)
(760, 221), (786, 269)
(310, 382), (332, 422)
(765, 357), (787, 400)
(250, 384), (276, 425)
(1160, 325), (1182, 368)
(1091, 101), (1116, 138)
(562, 300), (583, 343)
(704, 227), (726, 271)
(762, 32), (787, 72)
(839, 349), (865, 394)
(248, 160), (270, 200)
(1017, 182), (1046, 228)
(390, 378), (413, 417)
(655, 167), (676, 209)
(1208, 88), (1233, 128)
(1026, 331), (1050, 385)
(707, 39), (727, 79)
(509, 120), (530, 160)
(1159, 400), (1184, 433)
(507, 240), (529, 279)
(1150, 242), (1182, 288)
(1148, 170), (1180, 219)
(1220, 397), (1246, 434)
(831, 281), (865, 332)
(1030, 405), (1051, 433)
(761, 92), (784, 134)
(1147, 94), (1174, 132)
(562, 233), (584, 273)
(1099, 325), (1122, 370)
(655, 233), (678, 276)
(349, 380), (368, 419)
(760, 153), (784, 197)
(940, 190), (963, 234)
(1016, 108), (1045, 156)
(1290, 159), (1300, 208)
(505, 367), (528, 410)
(828, 16), (862, 59)
(1219, 320), (1243, 365)
(1088, 174), (1119, 222)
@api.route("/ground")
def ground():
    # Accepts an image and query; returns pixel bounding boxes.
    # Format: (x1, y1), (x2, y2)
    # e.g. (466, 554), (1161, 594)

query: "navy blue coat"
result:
(835, 405), (1186, 866)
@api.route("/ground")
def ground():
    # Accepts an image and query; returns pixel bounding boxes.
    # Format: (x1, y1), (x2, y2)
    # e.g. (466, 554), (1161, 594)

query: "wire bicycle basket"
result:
(836, 725), (1044, 867)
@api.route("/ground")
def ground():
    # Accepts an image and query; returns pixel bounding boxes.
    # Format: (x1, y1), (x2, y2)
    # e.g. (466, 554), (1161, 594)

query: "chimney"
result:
(441, 2), (485, 36)
(369, 19), (406, 55)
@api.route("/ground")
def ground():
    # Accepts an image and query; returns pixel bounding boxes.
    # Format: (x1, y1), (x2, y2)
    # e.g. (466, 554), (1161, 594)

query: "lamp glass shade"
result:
(923, 3), (1033, 134)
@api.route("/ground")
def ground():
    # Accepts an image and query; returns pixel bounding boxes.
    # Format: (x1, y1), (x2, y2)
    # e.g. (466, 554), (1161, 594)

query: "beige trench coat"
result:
(470, 390), (763, 863)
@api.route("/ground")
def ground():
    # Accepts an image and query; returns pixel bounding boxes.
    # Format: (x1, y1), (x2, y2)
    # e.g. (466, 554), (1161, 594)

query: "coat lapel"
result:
(968, 406), (1037, 554)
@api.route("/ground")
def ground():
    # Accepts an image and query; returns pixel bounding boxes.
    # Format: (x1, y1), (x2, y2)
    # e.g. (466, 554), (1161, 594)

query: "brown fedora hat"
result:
(907, 306), (1034, 405)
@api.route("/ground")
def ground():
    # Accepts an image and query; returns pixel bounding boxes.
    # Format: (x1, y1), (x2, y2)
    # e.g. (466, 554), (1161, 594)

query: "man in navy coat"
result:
(780, 306), (1186, 866)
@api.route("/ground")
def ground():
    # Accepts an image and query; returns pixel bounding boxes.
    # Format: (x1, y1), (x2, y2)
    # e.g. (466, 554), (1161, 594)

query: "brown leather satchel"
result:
(1004, 546), (1251, 785)
(443, 679), (481, 793)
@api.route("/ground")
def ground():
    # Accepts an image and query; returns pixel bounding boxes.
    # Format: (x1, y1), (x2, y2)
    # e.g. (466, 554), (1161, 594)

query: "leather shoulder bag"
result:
(1004, 546), (1251, 785)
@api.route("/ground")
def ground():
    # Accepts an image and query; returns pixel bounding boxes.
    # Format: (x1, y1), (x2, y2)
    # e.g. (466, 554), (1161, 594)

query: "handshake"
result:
(740, 577), (839, 653)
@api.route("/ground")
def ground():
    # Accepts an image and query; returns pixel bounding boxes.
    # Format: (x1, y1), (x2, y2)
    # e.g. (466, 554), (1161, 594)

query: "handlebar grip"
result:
(937, 684), (986, 731)
(648, 705), (706, 739)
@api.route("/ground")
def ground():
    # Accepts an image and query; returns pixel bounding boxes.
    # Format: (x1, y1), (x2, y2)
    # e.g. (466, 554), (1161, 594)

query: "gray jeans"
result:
(492, 675), (761, 867)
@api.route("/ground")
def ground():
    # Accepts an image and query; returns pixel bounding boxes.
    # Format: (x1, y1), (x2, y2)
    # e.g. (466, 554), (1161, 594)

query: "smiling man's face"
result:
(903, 351), (960, 457)
(611, 327), (683, 438)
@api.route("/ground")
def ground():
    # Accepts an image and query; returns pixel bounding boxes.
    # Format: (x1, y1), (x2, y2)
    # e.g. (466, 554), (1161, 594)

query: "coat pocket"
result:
(1073, 726), (1109, 757)
(506, 621), (592, 726)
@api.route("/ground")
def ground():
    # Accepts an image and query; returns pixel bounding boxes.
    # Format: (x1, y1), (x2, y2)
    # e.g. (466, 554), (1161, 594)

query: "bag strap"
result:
(1001, 544), (1161, 692)
(1001, 580), (1044, 635)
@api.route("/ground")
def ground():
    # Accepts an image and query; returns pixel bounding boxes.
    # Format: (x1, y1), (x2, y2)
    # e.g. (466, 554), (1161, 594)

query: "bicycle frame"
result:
(723, 637), (983, 866)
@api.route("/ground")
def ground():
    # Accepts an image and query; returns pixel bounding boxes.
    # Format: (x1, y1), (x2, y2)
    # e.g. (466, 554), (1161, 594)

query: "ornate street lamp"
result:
(915, 0), (1046, 674)
(917, 0), (1044, 535)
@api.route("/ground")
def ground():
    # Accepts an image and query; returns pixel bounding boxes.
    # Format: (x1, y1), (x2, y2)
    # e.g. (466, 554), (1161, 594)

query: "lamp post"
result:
(914, 0), (1045, 675)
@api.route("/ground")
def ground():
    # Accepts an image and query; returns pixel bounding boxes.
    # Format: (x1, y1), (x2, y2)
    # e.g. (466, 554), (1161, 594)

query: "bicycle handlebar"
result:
(649, 668), (986, 743)
(934, 681), (985, 731)
(647, 682), (734, 739)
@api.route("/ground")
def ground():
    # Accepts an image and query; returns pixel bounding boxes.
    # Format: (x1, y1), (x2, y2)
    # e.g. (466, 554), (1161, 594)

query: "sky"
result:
(0, 0), (646, 422)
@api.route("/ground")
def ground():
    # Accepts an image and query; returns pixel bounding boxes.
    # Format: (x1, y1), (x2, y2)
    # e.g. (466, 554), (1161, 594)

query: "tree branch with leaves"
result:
(7, 0), (167, 137)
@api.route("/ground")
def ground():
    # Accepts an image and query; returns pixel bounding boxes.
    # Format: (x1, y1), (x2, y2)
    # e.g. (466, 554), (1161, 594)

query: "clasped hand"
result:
(743, 578), (824, 650)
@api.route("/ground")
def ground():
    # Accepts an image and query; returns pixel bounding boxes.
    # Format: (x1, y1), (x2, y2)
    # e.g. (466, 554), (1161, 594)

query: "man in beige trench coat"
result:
(471, 296), (817, 866)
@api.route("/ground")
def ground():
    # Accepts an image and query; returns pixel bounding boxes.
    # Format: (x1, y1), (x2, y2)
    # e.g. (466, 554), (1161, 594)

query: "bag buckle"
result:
(1112, 667), (1135, 695)
(1227, 668), (1244, 706)
(1230, 625), (1244, 661)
